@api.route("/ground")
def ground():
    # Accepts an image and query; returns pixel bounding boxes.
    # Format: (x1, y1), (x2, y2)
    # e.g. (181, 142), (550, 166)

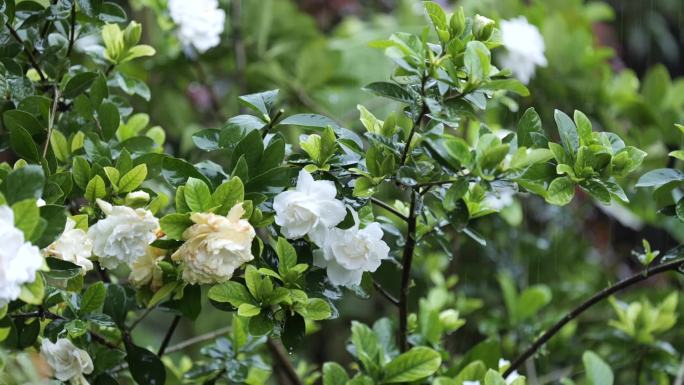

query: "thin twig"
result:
(504, 254), (684, 377)
(129, 307), (154, 331)
(373, 279), (399, 306)
(370, 197), (409, 222)
(266, 338), (303, 385)
(397, 190), (418, 352)
(43, 87), (61, 158)
(157, 315), (181, 356)
(6, 22), (46, 82)
(164, 325), (232, 354)
(65, 3), (76, 57)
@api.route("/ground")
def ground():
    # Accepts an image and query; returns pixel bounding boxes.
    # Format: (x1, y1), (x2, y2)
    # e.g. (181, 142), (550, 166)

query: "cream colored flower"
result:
(172, 203), (255, 284)
(129, 246), (165, 290)
(273, 169), (346, 246)
(87, 199), (159, 270)
(44, 218), (93, 273)
(40, 338), (93, 385)
(499, 359), (522, 384)
(0, 205), (43, 306)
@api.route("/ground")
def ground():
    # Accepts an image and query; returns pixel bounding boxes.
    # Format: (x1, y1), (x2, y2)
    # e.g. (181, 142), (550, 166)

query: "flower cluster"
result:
(167, 0), (226, 54)
(274, 170), (389, 287)
(0, 205), (43, 306)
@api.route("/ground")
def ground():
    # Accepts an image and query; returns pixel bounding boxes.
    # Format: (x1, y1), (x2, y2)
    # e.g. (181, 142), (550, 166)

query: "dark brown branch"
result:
(504, 254), (684, 377)
(373, 279), (399, 306)
(370, 197), (409, 222)
(157, 315), (181, 356)
(397, 190), (418, 352)
(266, 338), (303, 385)
(6, 22), (46, 82)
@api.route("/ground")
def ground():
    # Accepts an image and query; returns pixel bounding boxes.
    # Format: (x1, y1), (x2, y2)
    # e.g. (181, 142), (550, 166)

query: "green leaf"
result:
(103, 284), (127, 326)
(19, 274), (44, 305)
(184, 177), (212, 212)
(517, 107), (547, 148)
(382, 347), (442, 383)
(464, 41), (490, 84)
(147, 282), (178, 308)
(211, 177), (244, 215)
(4, 110), (43, 135)
(159, 213), (192, 240)
(85, 175), (106, 202)
(423, 1), (447, 31)
(126, 343), (166, 385)
(237, 303), (261, 317)
(208, 281), (254, 307)
(9, 123), (39, 162)
(63, 72), (98, 99)
(554, 110), (579, 155)
(12, 199), (39, 240)
(2, 165), (45, 204)
(582, 351), (614, 385)
(573, 110), (593, 146)
(72, 156), (92, 190)
(239, 89), (278, 117)
(282, 313), (305, 351)
(546, 176), (575, 206)
(304, 298), (331, 320)
(79, 282), (106, 316)
(276, 237), (297, 272)
(362, 82), (414, 105)
(118, 164), (147, 193)
(515, 285), (552, 322)
(97, 102), (120, 141)
(192, 129), (221, 151)
(50, 130), (69, 162)
(636, 168), (684, 189)
(323, 362), (349, 385)
(280, 114), (340, 129)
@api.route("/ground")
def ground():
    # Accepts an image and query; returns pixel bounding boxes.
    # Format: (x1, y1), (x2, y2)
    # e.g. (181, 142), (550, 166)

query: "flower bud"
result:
(473, 15), (495, 41)
(123, 21), (142, 47)
(450, 7), (466, 36)
(125, 190), (150, 207)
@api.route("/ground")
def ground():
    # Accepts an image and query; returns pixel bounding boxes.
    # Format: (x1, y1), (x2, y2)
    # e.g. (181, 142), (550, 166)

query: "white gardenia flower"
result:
(463, 381), (481, 385)
(0, 205), (43, 306)
(483, 187), (516, 211)
(499, 359), (522, 384)
(273, 169), (346, 246)
(129, 246), (165, 289)
(87, 199), (160, 270)
(315, 212), (389, 287)
(168, 0), (226, 54)
(44, 218), (94, 273)
(172, 203), (255, 284)
(499, 17), (547, 84)
(41, 338), (93, 385)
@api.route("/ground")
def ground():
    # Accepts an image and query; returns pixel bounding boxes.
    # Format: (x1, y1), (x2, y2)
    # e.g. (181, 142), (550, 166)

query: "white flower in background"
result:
(40, 338), (93, 385)
(315, 212), (389, 287)
(499, 17), (547, 84)
(44, 218), (93, 273)
(87, 199), (159, 270)
(168, 0), (226, 54)
(463, 381), (480, 385)
(274, 169), (346, 246)
(499, 359), (522, 384)
(172, 203), (255, 284)
(37, 198), (46, 207)
(129, 246), (165, 289)
(0, 206), (43, 306)
(483, 187), (516, 211)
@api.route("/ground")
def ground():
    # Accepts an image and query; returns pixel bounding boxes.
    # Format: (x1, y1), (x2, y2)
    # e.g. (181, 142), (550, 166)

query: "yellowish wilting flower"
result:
(129, 246), (166, 290)
(172, 203), (255, 284)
